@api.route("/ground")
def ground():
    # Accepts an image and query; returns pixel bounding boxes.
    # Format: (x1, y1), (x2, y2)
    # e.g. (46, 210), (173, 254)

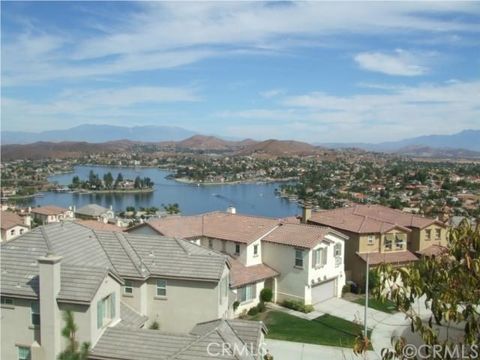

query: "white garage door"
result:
(312, 278), (336, 304)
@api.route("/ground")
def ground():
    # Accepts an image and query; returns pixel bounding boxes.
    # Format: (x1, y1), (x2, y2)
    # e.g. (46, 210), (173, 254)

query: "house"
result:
(75, 204), (115, 222)
(0, 222), (266, 360)
(128, 210), (347, 308)
(0, 210), (30, 242)
(304, 204), (448, 286)
(30, 205), (73, 224)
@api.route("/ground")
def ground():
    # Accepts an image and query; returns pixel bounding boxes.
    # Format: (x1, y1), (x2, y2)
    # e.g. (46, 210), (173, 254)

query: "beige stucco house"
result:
(30, 205), (73, 224)
(305, 204), (448, 286)
(1, 222), (266, 360)
(0, 210), (30, 242)
(129, 210), (347, 308)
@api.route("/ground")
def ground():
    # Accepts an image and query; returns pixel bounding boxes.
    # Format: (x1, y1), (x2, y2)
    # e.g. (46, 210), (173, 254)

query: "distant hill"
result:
(322, 129), (480, 152)
(1, 140), (137, 160)
(176, 135), (237, 150)
(395, 145), (480, 159)
(1, 124), (197, 144)
(239, 139), (320, 156)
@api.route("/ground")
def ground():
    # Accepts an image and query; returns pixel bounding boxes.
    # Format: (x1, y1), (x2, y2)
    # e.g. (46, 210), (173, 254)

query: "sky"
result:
(1, 1), (480, 143)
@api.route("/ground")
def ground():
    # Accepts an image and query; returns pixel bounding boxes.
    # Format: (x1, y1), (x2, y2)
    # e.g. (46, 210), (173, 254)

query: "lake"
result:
(29, 166), (299, 218)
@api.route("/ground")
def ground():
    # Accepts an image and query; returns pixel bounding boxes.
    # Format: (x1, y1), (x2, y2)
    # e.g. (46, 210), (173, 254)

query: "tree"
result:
(363, 221), (480, 359)
(103, 172), (114, 189)
(114, 173), (124, 189)
(162, 203), (180, 215)
(57, 310), (90, 360)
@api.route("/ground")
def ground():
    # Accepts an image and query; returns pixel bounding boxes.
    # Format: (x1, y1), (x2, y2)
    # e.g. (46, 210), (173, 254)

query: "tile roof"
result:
(144, 212), (279, 244)
(31, 205), (68, 216)
(91, 319), (264, 360)
(416, 244), (449, 257)
(356, 250), (419, 265)
(228, 257), (278, 288)
(309, 204), (444, 234)
(0, 210), (27, 230)
(75, 204), (110, 217)
(118, 301), (148, 328)
(0, 222), (227, 300)
(75, 220), (124, 232)
(262, 223), (347, 249)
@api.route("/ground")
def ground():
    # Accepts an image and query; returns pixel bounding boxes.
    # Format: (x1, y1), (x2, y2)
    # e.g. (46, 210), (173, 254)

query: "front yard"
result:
(250, 310), (371, 348)
(351, 296), (397, 314)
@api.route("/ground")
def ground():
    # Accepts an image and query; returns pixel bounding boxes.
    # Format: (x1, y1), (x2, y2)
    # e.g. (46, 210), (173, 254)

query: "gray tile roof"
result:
(75, 204), (110, 217)
(118, 301), (148, 328)
(1, 222), (227, 301)
(90, 319), (264, 360)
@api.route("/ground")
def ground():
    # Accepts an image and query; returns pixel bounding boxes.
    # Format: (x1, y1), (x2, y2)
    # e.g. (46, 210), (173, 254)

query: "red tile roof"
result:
(31, 205), (68, 216)
(0, 211), (27, 230)
(262, 223), (346, 249)
(145, 212), (279, 244)
(309, 204), (444, 234)
(356, 250), (419, 265)
(416, 244), (449, 257)
(228, 257), (278, 288)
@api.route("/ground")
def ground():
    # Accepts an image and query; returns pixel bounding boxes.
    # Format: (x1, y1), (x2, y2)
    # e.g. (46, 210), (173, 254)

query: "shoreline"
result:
(174, 177), (298, 186)
(70, 188), (154, 194)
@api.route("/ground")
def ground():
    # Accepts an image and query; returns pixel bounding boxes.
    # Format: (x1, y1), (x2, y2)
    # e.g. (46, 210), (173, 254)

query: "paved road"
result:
(265, 339), (380, 360)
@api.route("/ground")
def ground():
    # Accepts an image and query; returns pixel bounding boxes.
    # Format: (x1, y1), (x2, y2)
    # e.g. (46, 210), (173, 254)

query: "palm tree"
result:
(57, 310), (90, 360)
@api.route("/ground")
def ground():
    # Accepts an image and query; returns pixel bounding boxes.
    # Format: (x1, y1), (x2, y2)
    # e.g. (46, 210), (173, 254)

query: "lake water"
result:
(29, 166), (299, 218)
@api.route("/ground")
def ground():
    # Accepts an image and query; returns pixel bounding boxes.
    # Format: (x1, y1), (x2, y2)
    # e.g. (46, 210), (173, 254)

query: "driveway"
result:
(314, 297), (391, 328)
(265, 339), (380, 360)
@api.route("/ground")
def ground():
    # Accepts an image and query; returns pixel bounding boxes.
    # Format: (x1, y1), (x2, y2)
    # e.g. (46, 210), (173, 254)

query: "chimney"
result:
(24, 215), (32, 228)
(226, 206), (236, 214)
(38, 253), (63, 360)
(301, 202), (312, 224)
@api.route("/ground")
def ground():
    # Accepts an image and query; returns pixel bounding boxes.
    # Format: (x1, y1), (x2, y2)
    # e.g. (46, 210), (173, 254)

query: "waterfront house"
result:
(0, 222), (266, 360)
(128, 209), (347, 308)
(75, 204), (115, 222)
(0, 210), (30, 242)
(30, 205), (73, 225)
(304, 204), (448, 286)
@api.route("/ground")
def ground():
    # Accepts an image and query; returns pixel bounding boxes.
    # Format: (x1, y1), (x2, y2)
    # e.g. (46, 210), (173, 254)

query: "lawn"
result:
(353, 296), (398, 314)
(251, 310), (371, 348)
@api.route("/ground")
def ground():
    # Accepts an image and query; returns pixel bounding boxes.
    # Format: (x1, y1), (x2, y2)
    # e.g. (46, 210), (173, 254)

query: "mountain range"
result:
(1, 124), (197, 144)
(321, 129), (480, 152)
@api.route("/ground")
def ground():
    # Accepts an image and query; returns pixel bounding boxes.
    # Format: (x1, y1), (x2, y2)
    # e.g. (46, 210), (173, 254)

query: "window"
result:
(367, 235), (375, 245)
(313, 249), (321, 268)
(97, 293), (116, 329)
(334, 243), (342, 257)
(20, 229), (24, 234)
(253, 244), (258, 257)
(17, 346), (31, 360)
(10, 229), (15, 236)
(1, 297), (13, 306)
(124, 280), (133, 295)
(156, 279), (167, 297)
(235, 243), (240, 255)
(384, 234), (393, 251)
(435, 228), (441, 240)
(237, 284), (256, 303)
(295, 249), (303, 268)
(31, 301), (40, 326)
(395, 234), (406, 249)
(208, 239), (213, 249)
(425, 229), (431, 240)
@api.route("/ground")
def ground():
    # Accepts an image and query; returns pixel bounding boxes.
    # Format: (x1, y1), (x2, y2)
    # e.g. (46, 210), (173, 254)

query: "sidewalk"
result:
(266, 302), (324, 320)
(265, 339), (380, 360)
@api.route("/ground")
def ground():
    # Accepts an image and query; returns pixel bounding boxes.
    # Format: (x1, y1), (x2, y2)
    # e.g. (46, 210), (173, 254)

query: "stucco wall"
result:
(1, 225), (29, 242)
(0, 297), (40, 360)
(261, 242), (308, 303)
(231, 281), (265, 316)
(418, 225), (448, 251)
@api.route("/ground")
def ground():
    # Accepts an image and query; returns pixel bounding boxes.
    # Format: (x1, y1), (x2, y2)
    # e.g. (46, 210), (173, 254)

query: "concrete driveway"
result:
(265, 339), (380, 360)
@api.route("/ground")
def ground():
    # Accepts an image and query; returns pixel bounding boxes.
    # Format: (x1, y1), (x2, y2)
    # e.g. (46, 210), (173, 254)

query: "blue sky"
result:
(2, 1), (479, 143)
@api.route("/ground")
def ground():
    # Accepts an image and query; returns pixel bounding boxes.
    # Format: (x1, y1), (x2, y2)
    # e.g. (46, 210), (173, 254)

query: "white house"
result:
(129, 210), (348, 311)
(0, 210), (30, 242)
(1, 222), (266, 360)
(30, 205), (73, 224)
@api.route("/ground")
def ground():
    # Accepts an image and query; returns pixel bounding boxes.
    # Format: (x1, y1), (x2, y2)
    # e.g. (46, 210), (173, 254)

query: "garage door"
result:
(312, 278), (336, 304)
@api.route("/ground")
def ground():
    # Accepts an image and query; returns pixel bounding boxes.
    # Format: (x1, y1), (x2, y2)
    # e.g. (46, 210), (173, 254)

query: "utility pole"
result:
(364, 252), (369, 339)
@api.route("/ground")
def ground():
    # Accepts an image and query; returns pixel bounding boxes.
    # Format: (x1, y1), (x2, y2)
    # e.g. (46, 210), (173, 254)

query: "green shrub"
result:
(233, 301), (240, 312)
(149, 321), (159, 330)
(342, 284), (350, 295)
(248, 306), (259, 316)
(282, 299), (314, 313)
(260, 288), (273, 302)
(256, 301), (266, 313)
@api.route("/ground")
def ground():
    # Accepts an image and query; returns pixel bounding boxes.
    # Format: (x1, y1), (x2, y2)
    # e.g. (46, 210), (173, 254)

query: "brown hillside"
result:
(239, 139), (320, 157)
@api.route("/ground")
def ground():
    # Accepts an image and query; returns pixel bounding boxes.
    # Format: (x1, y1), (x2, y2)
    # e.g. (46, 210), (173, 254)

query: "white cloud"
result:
(259, 89), (286, 99)
(354, 49), (433, 76)
(3, 2), (479, 85)
(217, 80), (480, 142)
